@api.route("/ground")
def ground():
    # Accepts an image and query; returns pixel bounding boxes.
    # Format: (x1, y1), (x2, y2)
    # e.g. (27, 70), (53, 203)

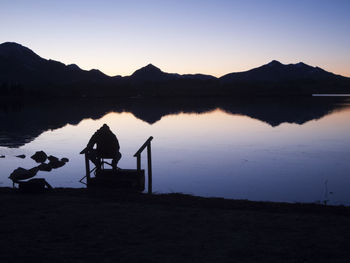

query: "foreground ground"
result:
(0, 188), (349, 263)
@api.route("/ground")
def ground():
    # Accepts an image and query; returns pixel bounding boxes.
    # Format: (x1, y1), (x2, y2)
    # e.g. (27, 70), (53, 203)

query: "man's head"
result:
(101, 124), (110, 130)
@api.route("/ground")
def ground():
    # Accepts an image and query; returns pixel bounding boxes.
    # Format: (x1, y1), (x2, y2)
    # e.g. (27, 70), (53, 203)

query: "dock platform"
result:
(88, 169), (145, 191)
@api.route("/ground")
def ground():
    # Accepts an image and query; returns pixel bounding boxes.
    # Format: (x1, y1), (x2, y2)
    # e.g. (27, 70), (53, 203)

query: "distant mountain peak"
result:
(220, 59), (344, 83)
(295, 62), (310, 68)
(267, 60), (282, 66)
(88, 68), (108, 78)
(0, 42), (26, 49)
(131, 63), (163, 75)
(0, 42), (38, 58)
(1, 42), (19, 47)
(141, 63), (162, 72)
(67, 64), (81, 70)
(131, 63), (165, 81)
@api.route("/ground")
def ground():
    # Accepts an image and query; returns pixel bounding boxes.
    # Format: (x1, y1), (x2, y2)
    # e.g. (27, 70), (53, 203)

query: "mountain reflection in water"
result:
(0, 96), (349, 148)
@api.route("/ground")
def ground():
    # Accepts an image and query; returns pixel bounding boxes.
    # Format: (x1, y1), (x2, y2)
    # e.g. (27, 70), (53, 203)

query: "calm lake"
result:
(1, 96), (350, 205)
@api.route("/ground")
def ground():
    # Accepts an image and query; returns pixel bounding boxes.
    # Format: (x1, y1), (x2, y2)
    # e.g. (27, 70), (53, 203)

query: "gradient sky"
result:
(1, 0), (349, 77)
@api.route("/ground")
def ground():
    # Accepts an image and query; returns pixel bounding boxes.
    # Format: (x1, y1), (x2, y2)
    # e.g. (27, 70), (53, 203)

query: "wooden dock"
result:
(81, 136), (153, 193)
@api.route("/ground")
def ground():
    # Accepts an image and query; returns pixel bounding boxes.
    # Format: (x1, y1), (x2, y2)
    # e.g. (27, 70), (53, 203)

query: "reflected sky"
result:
(1, 105), (350, 205)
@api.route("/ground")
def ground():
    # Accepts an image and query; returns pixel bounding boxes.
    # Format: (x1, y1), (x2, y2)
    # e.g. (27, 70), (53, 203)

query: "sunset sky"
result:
(1, 0), (349, 77)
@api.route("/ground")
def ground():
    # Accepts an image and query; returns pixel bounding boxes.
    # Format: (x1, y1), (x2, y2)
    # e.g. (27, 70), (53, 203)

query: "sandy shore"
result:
(0, 188), (349, 263)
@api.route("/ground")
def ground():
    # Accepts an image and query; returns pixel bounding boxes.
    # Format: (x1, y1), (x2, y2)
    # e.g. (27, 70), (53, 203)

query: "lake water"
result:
(1, 97), (350, 205)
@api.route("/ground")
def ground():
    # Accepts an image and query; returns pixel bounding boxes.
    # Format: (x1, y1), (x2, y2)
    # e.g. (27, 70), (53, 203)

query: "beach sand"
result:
(0, 188), (349, 263)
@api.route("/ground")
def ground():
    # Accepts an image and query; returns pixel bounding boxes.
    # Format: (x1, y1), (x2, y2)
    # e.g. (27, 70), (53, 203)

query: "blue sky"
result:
(1, 0), (349, 77)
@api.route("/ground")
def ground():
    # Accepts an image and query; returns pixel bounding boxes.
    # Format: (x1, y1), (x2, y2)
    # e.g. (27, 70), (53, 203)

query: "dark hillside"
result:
(1, 42), (349, 97)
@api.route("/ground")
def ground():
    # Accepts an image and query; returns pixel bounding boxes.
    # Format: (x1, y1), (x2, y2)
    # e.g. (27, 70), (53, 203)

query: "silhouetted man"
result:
(85, 124), (122, 170)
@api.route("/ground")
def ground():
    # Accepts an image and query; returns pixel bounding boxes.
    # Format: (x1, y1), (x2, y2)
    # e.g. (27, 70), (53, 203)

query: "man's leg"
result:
(112, 152), (122, 170)
(86, 149), (101, 168)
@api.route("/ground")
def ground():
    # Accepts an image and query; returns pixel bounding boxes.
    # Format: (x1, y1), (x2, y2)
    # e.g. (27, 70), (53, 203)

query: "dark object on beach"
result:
(37, 163), (52, 172)
(48, 155), (59, 162)
(9, 167), (40, 182)
(48, 158), (66, 169)
(17, 178), (53, 193)
(47, 155), (66, 168)
(31, 151), (47, 163)
(16, 154), (26, 159)
(0, 155), (5, 158)
(61, 157), (69, 163)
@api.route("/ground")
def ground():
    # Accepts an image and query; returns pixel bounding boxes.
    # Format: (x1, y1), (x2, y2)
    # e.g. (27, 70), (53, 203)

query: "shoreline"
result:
(1, 186), (348, 210)
(1, 186), (349, 209)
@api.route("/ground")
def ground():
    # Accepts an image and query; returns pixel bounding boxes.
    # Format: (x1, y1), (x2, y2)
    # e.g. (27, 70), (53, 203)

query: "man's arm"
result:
(86, 132), (98, 149)
(111, 133), (120, 151)
(116, 138), (120, 151)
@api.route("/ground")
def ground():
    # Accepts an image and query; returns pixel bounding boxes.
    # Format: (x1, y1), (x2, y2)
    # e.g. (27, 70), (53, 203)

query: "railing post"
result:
(147, 143), (152, 194)
(134, 136), (153, 194)
(136, 154), (141, 171)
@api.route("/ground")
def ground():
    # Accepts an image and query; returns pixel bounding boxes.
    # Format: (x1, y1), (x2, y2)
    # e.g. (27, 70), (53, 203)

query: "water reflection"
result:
(0, 97), (350, 205)
(0, 96), (348, 148)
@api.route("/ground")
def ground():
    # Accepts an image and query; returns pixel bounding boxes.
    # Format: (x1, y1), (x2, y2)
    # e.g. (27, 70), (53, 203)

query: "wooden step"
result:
(88, 169), (145, 191)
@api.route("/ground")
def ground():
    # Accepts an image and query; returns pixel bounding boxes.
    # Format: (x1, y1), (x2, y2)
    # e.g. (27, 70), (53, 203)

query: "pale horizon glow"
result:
(1, 0), (350, 77)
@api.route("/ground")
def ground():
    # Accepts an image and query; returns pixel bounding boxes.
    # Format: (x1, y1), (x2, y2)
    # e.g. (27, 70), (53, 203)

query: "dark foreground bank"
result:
(0, 188), (349, 263)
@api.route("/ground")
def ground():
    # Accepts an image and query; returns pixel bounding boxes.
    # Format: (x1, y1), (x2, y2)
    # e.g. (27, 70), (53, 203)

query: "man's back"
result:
(87, 125), (120, 157)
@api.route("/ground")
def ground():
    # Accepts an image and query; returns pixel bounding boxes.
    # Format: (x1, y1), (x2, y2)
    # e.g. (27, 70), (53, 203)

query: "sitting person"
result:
(85, 124), (122, 170)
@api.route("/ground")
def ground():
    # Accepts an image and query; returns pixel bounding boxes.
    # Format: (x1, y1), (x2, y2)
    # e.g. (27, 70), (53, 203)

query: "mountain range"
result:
(0, 42), (349, 97)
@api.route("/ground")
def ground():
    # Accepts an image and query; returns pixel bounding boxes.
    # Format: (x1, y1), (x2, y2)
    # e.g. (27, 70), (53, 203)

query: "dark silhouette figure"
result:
(85, 124), (122, 170)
